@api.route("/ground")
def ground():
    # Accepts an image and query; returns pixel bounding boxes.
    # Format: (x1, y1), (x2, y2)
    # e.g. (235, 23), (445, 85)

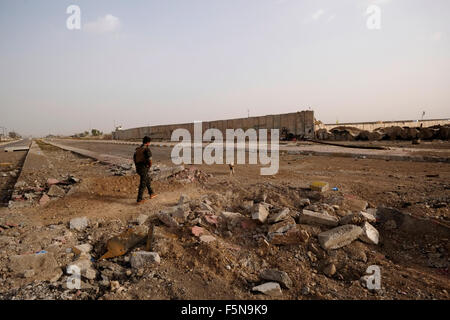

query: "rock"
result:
(200, 202), (214, 212)
(69, 217), (89, 231)
(269, 225), (309, 245)
(46, 178), (60, 186)
(366, 208), (377, 219)
(299, 209), (339, 227)
(10, 252), (61, 282)
(318, 225), (364, 250)
(323, 263), (336, 277)
(199, 235), (216, 243)
(221, 211), (245, 230)
(268, 217), (297, 238)
(310, 181), (329, 192)
(252, 282), (282, 296)
(47, 185), (66, 197)
(339, 211), (376, 225)
(178, 194), (190, 206)
(157, 211), (180, 228)
(268, 208), (290, 224)
(23, 269), (35, 278)
(135, 214), (149, 225)
(241, 200), (254, 211)
(39, 194), (50, 206)
(260, 269), (292, 289)
(296, 198), (311, 207)
(72, 243), (93, 255)
(130, 251), (160, 269)
(252, 203), (270, 223)
(191, 226), (205, 237)
(255, 191), (268, 203)
(69, 256), (97, 280)
(359, 222), (379, 245)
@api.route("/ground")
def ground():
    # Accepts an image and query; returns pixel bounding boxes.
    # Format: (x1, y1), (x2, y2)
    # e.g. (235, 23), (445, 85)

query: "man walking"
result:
(134, 136), (157, 204)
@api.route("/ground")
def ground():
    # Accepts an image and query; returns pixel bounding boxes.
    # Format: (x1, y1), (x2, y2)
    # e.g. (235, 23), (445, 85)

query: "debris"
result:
(268, 208), (290, 224)
(47, 185), (66, 197)
(359, 222), (379, 245)
(268, 217), (297, 238)
(100, 226), (148, 260)
(130, 251), (160, 269)
(318, 225), (364, 250)
(72, 243), (93, 255)
(46, 178), (59, 186)
(269, 225), (309, 245)
(69, 256), (97, 280)
(252, 203), (270, 223)
(260, 269), (292, 289)
(297, 198), (311, 207)
(69, 217), (89, 231)
(157, 211), (179, 228)
(39, 194), (50, 206)
(178, 194), (190, 206)
(299, 209), (339, 227)
(310, 181), (329, 192)
(135, 214), (149, 225)
(323, 263), (336, 277)
(252, 282), (282, 296)
(191, 226), (205, 237)
(339, 211), (376, 226)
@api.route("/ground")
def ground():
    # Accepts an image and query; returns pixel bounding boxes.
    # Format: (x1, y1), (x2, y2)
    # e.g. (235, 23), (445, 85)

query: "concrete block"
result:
(359, 222), (379, 245)
(299, 209), (339, 227)
(318, 225), (363, 250)
(130, 251), (160, 269)
(252, 203), (270, 223)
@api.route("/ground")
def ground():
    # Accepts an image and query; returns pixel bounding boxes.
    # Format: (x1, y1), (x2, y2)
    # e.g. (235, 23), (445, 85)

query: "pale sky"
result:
(0, 0), (449, 136)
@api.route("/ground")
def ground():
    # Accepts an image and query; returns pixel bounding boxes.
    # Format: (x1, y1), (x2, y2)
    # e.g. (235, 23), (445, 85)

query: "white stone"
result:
(359, 222), (379, 245)
(252, 203), (270, 223)
(130, 251), (161, 269)
(69, 217), (89, 231)
(252, 282), (282, 296)
(318, 225), (363, 250)
(299, 209), (339, 227)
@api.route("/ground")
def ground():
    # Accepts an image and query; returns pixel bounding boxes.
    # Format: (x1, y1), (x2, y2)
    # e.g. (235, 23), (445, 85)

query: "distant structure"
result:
(112, 111), (315, 141)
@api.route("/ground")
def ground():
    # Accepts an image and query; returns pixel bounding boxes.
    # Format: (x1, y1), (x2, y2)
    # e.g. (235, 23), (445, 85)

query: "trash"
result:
(332, 187), (338, 191)
(100, 226), (148, 260)
(310, 181), (329, 192)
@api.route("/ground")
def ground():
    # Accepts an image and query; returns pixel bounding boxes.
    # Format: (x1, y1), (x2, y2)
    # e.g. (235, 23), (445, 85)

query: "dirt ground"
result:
(0, 141), (448, 300)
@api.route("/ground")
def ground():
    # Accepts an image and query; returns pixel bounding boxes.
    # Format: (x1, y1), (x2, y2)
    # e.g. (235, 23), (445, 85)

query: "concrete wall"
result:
(113, 111), (315, 141)
(317, 119), (450, 132)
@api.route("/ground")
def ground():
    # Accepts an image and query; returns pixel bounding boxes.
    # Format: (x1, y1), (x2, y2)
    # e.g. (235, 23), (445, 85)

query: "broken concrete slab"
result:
(359, 222), (379, 245)
(268, 208), (290, 224)
(260, 269), (292, 289)
(299, 209), (339, 227)
(69, 217), (89, 231)
(130, 251), (160, 269)
(252, 203), (270, 223)
(318, 225), (364, 250)
(268, 217), (297, 238)
(135, 214), (149, 225)
(252, 282), (282, 296)
(343, 197), (368, 212)
(269, 225), (309, 245)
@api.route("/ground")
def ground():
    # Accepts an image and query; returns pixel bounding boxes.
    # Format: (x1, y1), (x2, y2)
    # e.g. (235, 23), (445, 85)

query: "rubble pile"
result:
(316, 124), (450, 141)
(0, 178), (447, 300)
(172, 167), (211, 184)
(9, 175), (81, 208)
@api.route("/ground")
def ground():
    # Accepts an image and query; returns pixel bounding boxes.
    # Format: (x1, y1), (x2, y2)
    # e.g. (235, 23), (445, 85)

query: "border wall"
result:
(112, 111), (315, 141)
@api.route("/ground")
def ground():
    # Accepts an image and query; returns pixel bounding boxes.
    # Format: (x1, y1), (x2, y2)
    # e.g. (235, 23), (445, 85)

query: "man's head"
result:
(143, 136), (151, 145)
